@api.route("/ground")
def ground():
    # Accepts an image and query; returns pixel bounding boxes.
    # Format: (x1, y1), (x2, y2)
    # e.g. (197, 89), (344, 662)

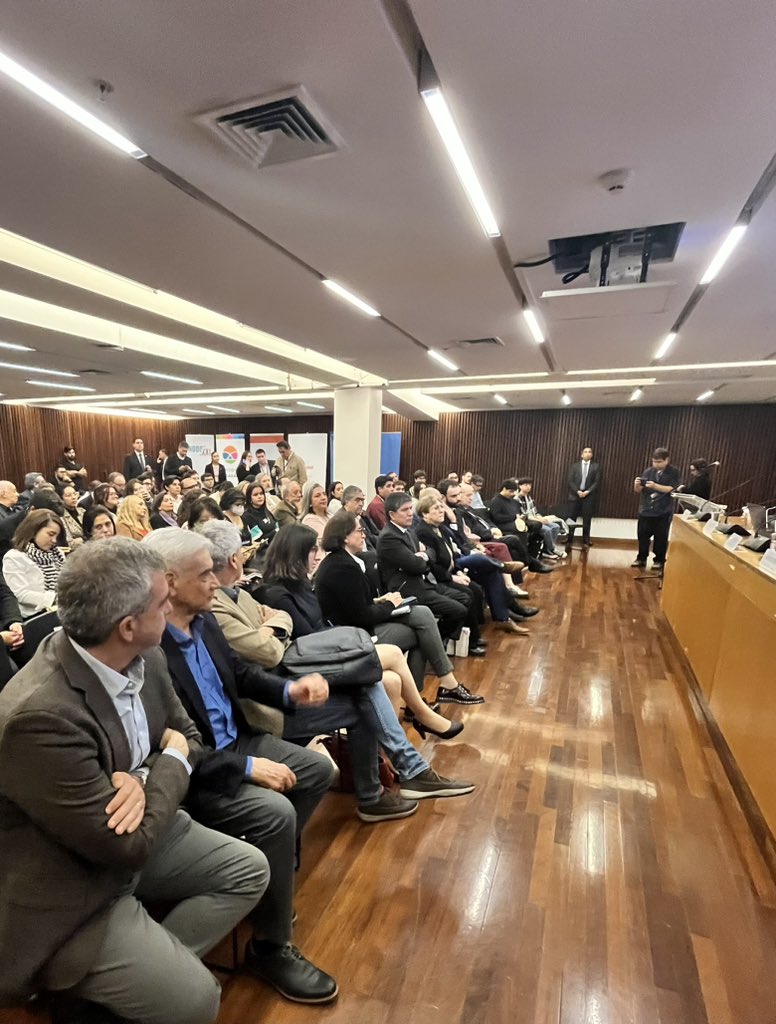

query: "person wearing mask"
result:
(566, 446), (601, 547)
(365, 475), (395, 531)
(116, 494), (152, 541)
(163, 441), (194, 480)
(122, 437), (149, 481)
(632, 447), (681, 570)
(677, 458), (712, 500)
(204, 451), (227, 485)
(219, 487), (251, 543)
(151, 490), (180, 529)
(272, 440), (307, 488)
(3, 509), (65, 618)
(83, 504), (117, 540)
(59, 484), (86, 547)
(275, 480), (303, 530)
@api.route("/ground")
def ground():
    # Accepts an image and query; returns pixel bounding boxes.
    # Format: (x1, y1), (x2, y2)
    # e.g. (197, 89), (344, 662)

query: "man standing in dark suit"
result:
(566, 446), (601, 546)
(122, 436), (149, 481)
(0, 538), (268, 1022)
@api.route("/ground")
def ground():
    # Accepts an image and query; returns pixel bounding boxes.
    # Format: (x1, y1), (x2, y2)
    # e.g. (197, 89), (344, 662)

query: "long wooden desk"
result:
(662, 517), (776, 852)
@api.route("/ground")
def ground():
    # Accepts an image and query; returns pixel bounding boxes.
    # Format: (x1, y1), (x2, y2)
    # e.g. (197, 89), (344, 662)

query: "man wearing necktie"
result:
(122, 437), (148, 481)
(566, 446), (601, 546)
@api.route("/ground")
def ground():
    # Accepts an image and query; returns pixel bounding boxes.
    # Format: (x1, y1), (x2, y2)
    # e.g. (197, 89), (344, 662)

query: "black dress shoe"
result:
(435, 683), (485, 705)
(509, 603), (539, 618)
(245, 940), (338, 1004)
(468, 644), (487, 657)
(51, 999), (127, 1024)
(531, 564), (554, 574)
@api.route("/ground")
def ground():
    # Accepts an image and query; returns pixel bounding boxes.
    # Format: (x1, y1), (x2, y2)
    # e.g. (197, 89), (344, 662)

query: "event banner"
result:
(249, 433), (284, 479)
(184, 434), (215, 476)
(215, 433), (245, 482)
(288, 433), (328, 486)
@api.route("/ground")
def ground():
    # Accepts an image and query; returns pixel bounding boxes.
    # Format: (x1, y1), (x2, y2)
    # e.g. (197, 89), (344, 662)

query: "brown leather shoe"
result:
(494, 620), (530, 635)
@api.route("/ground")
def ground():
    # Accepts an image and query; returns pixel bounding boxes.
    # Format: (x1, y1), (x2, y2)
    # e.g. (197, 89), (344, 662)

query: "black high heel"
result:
(410, 715), (464, 740)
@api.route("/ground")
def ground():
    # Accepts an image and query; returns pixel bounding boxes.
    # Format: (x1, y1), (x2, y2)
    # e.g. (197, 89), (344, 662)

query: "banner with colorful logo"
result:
(215, 433), (245, 483)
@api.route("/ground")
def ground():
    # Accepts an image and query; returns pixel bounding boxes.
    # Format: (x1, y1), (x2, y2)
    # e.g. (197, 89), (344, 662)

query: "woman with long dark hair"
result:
(263, 525), (463, 739)
(677, 458), (712, 500)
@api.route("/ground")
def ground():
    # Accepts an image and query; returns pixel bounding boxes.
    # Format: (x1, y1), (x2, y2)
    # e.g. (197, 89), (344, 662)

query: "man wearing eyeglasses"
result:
(342, 485), (380, 550)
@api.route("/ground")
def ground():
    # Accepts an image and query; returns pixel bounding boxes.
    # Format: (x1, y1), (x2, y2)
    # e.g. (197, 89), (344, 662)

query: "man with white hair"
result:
(0, 480), (19, 519)
(0, 538), (268, 1023)
(143, 528), (338, 1005)
(274, 479), (303, 529)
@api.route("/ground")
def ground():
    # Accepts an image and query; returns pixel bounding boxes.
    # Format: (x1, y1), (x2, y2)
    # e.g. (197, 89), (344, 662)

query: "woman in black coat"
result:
(262, 523), (463, 737)
(677, 458), (712, 500)
(316, 512), (481, 712)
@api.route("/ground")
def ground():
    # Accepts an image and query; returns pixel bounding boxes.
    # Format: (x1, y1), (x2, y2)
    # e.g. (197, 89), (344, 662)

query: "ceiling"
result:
(0, 0), (775, 421)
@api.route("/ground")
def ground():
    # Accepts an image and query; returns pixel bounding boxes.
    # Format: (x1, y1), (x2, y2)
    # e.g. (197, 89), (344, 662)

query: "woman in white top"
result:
(300, 482), (332, 573)
(2, 509), (66, 618)
(327, 480), (344, 514)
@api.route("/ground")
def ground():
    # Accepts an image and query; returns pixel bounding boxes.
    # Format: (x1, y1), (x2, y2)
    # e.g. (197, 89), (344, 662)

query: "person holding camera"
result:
(632, 447), (681, 570)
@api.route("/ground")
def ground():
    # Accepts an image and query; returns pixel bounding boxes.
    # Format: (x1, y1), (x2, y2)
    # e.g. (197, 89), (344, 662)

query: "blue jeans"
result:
(455, 553), (510, 621)
(541, 521), (561, 553)
(283, 682), (427, 804)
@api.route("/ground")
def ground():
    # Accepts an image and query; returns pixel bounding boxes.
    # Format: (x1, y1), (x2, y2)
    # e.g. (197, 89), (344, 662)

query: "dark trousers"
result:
(569, 496), (594, 543)
(416, 585), (467, 641)
(437, 580), (483, 647)
(637, 513), (672, 563)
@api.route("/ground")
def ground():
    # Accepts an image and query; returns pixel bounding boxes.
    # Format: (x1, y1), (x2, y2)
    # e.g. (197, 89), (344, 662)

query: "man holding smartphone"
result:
(632, 447), (681, 569)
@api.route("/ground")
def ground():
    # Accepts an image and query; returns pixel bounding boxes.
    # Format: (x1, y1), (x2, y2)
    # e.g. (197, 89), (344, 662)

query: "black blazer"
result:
(261, 580), (326, 637)
(413, 522), (458, 583)
(314, 548), (394, 631)
(204, 462), (227, 484)
(376, 522), (438, 597)
(567, 461), (601, 500)
(160, 613), (287, 797)
(122, 451), (150, 480)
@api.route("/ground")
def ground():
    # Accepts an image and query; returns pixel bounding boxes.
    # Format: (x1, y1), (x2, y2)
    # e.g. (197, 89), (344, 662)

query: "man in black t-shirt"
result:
(631, 447), (681, 569)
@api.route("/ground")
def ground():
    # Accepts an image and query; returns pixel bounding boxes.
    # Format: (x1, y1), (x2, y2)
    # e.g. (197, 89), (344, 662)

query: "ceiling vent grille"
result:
(197, 87), (341, 169)
(454, 337), (504, 348)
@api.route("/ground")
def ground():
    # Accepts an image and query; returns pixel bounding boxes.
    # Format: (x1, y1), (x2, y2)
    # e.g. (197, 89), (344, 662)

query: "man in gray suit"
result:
(566, 446), (602, 546)
(0, 539), (268, 1023)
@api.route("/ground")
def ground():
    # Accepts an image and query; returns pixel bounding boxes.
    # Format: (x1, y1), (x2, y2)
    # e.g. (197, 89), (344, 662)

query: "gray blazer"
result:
(0, 630), (203, 1004)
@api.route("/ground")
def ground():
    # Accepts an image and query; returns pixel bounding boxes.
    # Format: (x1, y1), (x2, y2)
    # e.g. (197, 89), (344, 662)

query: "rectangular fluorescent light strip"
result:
(0, 341), (34, 352)
(141, 370), (203, 385)
(427, 349), (459, 372)
(181, 408), (213, 415)
(0, 51), (146, 159)
(523, 308), (545, 345)
(264, 405), (293, 413)
(206, 404), (241, 413)
(699, 224), (747, 285)
(0, 359), (78, 377)
(697, 389), (715, 402)
(297, 401), (326, 409)
(654, 332), (677, 360)
(494, 393), (508, 405)
(125, 408), (169, 416)
(420, 86), (500, 238)
(322, 280), (380, 318)
(629, 387), (644, 402)
(25, 379), (95, 392)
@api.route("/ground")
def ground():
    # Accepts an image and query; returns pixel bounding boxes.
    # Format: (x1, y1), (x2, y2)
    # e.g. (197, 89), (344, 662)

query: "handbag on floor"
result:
(321, 731), (397, 793)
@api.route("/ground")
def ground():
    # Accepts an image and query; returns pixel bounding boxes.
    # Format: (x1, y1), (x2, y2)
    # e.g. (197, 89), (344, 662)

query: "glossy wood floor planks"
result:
(4, 544), (776, 1024)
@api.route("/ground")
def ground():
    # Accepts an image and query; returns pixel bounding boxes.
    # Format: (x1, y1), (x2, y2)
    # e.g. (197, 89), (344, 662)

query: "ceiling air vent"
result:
(454, 337), (504, 349)
(197, 87), (341, 169)
(77, 368), (111, 375)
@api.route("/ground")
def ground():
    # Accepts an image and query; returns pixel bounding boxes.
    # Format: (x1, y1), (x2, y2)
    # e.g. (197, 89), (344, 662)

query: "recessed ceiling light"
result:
(297, 401), (326, 409)
(0, 50), (147, 159)
(654, 332), (677, 360)
(265, 405), (293, 413)
(428, 349), (459, 372)
(494, 393), (508, 405)
(206, 404), (241, 413)
(181, 408), (213, 415)
(697, 389), (715, 402)
(0, 341), (34, 352)
(522, 308), (545, 345)
(140, 370), (203, 385)
(0, 359), (78, 377)
(699, 224), (747, 285)
(25, 379), (96, 392)
(629, 387), (644, 402)
(561, 392), (572, 406)
(322, 280), (380, 317)
(420, 86), (500, 238)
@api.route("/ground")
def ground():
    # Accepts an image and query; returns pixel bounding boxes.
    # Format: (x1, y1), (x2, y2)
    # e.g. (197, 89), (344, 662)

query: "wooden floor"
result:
(6, 543), (776, 1024)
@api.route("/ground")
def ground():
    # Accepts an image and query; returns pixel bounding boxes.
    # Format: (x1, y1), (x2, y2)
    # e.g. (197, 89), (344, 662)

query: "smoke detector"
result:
(598, 168), (633, 193)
